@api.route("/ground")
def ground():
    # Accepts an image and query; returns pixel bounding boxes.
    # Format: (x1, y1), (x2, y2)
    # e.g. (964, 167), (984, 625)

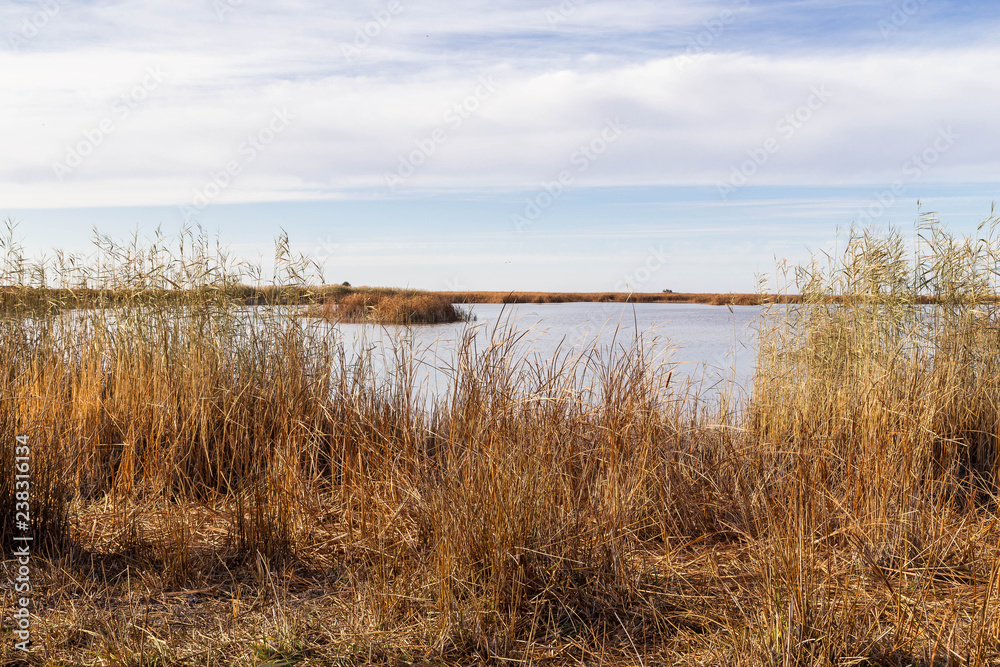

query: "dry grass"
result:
(310, 290), (469, 324)
(3, 214), (1000, 665)
(438, 290), (792, 305)
(0, 286), (787, 310)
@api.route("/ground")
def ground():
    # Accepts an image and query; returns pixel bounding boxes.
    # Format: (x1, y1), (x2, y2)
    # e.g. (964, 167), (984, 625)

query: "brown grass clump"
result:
(314, 290), (468, 324)
(5, 213), (1000, 665)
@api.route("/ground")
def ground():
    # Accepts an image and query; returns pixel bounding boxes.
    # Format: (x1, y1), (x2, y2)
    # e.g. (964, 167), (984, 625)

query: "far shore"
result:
(8, 286), (987, 309)
(433, 290), (793, 305)
(0, 286), (793, 309)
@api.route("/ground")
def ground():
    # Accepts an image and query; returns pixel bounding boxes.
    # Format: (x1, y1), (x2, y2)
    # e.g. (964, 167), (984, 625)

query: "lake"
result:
(313, 302), (763, 399)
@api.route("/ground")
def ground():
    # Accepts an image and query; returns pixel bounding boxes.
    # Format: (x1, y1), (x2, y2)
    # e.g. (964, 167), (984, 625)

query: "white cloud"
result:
(1, 1), (998, 209)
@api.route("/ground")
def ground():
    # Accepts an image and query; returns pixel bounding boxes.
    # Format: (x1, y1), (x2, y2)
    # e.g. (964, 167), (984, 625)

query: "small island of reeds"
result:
(307, 288), (471, 324)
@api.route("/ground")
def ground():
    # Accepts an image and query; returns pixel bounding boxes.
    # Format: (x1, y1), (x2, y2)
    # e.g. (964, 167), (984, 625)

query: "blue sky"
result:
(2, 0), (998, 292)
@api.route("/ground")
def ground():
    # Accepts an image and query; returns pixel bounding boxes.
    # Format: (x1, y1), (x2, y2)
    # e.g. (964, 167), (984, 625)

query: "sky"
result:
(1, 0), (998, 292)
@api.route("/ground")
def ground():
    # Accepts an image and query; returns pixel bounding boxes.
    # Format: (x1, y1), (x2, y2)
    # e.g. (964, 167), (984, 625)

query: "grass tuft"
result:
(312, 290), (469, 324)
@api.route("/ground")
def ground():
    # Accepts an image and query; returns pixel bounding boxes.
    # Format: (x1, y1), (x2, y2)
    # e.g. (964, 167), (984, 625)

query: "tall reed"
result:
(739, 209), (1000, 662)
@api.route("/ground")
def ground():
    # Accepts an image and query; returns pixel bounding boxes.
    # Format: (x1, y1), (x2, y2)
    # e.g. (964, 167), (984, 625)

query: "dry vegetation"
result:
(437, 291), (790, 306)
(0, 285), (783, 310)
(308, 290), (469, 324)
(3, 214), (1000, 665)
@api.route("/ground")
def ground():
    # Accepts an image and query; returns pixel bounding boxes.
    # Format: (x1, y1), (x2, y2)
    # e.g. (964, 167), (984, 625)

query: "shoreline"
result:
(5, 286), (993, 310)
(0, 287), (792, 309)
(433, 290), (791, 305)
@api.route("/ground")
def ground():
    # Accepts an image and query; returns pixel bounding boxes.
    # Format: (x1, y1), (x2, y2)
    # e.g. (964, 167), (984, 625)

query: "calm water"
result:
(313, 302), (762, 398)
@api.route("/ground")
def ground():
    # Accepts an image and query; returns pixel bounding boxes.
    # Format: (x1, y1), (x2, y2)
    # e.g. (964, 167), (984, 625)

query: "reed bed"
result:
(438, 290), (791, 305)
(310, 290), (469, 324)
(0, 283), (791, 311)
(3, 215), (1000, 665)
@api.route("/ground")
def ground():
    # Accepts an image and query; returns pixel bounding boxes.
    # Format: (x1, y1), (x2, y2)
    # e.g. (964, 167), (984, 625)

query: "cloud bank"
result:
(1, 0), (997, 210)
